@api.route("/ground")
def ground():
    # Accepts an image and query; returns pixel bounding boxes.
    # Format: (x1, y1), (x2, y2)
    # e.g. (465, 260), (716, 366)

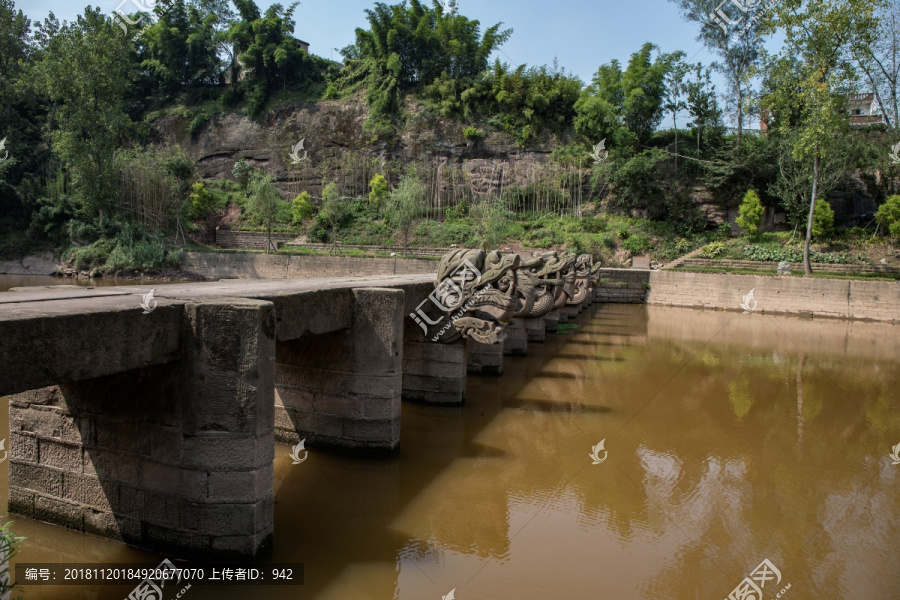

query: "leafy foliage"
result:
(736, 189), (764, 235)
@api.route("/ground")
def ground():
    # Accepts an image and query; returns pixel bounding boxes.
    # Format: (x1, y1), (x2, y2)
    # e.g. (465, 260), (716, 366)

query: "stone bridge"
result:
(0, 250), (601, 562)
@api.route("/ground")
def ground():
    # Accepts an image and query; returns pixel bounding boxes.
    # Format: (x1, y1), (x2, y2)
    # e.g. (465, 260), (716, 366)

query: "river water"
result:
(2, 283), (898, 599)
(0, 274), (162, 293)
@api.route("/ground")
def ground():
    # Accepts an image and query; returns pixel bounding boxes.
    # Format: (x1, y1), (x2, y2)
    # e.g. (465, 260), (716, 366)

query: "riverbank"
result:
(596, 268), (900, 323)
(4, 250), (898, 323)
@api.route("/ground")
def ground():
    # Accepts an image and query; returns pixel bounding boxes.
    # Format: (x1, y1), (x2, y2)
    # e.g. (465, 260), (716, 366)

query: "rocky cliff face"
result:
(150, 98), (560, 200)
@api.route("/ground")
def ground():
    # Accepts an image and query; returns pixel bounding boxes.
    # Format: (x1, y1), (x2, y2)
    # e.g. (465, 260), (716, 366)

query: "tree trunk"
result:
(736, 84), (743, 151)
(673, 112), (678, 173)
(803, 153), (819, 276)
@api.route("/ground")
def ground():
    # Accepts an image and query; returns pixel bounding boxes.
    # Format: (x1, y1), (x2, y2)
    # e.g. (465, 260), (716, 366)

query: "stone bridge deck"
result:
(0, 273), (596, 563)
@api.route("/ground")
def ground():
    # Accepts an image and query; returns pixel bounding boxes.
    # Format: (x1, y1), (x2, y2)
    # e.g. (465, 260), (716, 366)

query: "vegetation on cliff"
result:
(0, 0), (899, 273)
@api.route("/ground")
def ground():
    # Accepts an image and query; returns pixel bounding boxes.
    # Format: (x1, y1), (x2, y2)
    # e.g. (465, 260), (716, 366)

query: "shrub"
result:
(368, 174), (390, 209)
(463, 126), (486, 143)
(292, 191), (315, 224)
(622, 233), (651, 254)
(699, 241), (727, 258)
(188, 182), (213, 220)
(875, 194), (900, 240)
(581, 215), (607, 233)
(232, 159), (256, 189)
(187, 111), (211, 135)
(811, 199), (835, 240)
(736, 189), (764, 235)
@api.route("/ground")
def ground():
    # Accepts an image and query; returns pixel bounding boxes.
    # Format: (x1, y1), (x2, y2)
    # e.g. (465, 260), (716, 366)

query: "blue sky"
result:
(19, 0), (740, 126)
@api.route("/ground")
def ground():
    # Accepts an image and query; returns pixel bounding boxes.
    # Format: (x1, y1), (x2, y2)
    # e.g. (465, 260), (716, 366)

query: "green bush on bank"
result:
(71, 222), (181, 272)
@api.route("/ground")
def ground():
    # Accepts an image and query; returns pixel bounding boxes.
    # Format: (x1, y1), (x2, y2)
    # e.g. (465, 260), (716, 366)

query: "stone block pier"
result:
(0, 250), (599, 562)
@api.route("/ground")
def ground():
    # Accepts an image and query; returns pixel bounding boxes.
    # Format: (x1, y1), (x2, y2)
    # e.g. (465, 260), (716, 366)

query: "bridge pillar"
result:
(8, 298), (276, 562)
(274, 288), (404, 456)
(503, 319), (528, 356)
(544, 310), (560, 333)
(524, 317), (546, 342)
(466, 339), (504, 375)
(402, 335), (467, 405)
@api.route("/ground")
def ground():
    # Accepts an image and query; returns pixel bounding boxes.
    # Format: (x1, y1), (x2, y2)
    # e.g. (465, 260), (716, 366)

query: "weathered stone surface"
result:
(503, 319), (528, 356)
(7, 298), (276, 562)
(274, 287), (404, 455)
(402, 339), (467, 405)
(523, 317), (546, 342)
(412, 249), (520, 346)
(467, 339), (504, 375)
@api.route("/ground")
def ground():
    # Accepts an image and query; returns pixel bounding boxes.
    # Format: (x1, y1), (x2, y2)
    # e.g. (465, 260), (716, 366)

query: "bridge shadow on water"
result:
(265, 303), (648, 600)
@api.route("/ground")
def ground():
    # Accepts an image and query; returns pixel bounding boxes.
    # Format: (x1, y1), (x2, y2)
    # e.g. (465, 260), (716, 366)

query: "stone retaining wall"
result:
(181, 251), (437, 280)
(594, 268), (650, 303)
(214, 229), (296, 250)
(682, 257), (900, 275)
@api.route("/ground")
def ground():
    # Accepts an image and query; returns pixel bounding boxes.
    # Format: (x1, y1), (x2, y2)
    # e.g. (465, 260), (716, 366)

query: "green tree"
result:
(763, 0), (878, 273)
(247, 172), (286, 253)
(385, 174), (425, 253)
(736, 189), (764, 235)
(319, 182), (350, 252)
(368, 173), (389, 209)
(292, 190), (314, 224)
(30, 7), (134, 217)
(228, 0), (317, 115)
(663, 51), (689, 171)
(670, 0), (766, 149)
(341, 0), (511, 127)
(684, 62), (723, 155)
(575, 43), (676, 152)
(875, 194), (900, 240)
(138, 0), (225, 100)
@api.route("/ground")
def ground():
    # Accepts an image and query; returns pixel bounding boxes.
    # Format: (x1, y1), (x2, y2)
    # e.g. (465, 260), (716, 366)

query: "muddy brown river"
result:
(2, 280), (898, 599)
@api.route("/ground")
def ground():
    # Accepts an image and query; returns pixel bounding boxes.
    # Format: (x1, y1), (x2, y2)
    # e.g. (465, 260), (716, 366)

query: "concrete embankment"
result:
(180, 251), (437, 279)
(596, 268), (900, 323)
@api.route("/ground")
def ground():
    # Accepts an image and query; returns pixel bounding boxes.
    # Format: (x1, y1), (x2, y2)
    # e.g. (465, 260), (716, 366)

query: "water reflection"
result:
(3, 304), (899, 599)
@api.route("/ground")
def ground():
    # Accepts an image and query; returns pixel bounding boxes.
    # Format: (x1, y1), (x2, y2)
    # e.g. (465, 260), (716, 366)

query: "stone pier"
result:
(544, 310), (560, 333)
(503, 319), (528, 356)
(524, 317), (546, 342)
(274, 288), (404, 455)
(402, 336), (467, 405)
(7, 298), (276, 562)
(466, 339), (504, 375)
